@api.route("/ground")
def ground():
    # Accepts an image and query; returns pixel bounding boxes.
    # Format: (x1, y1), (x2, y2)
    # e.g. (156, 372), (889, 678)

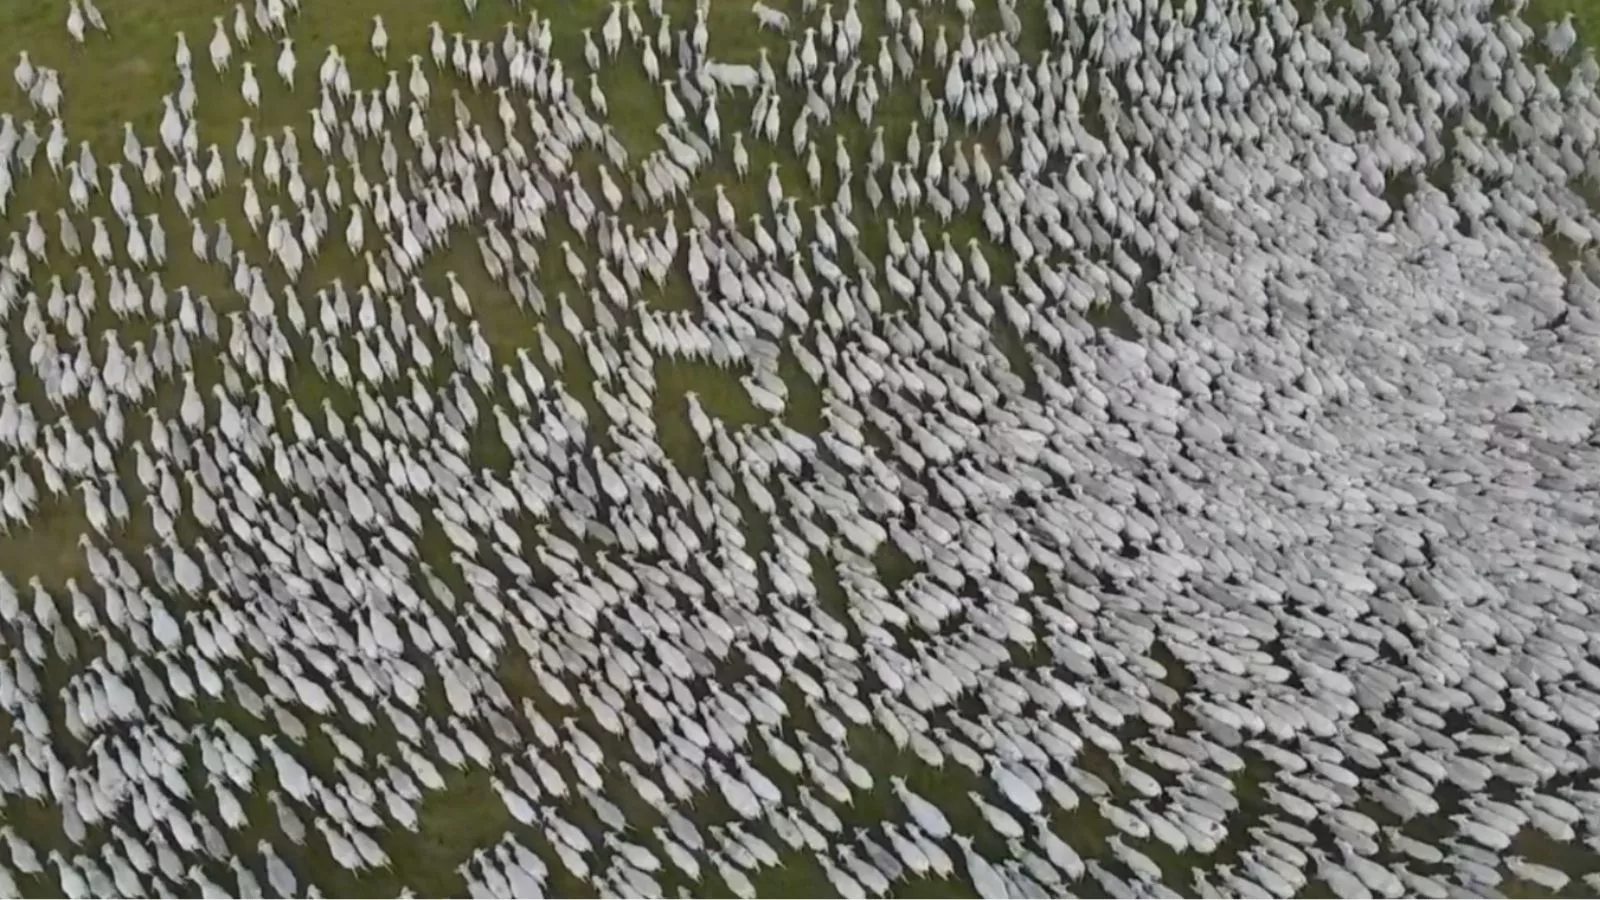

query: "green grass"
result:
(0, 0), (1598, 898)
